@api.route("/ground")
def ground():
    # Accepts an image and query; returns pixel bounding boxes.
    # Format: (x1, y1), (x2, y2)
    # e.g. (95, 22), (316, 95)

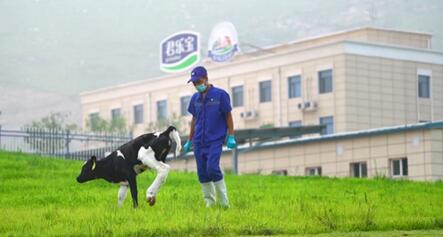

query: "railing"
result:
(0, 128), (132, 160)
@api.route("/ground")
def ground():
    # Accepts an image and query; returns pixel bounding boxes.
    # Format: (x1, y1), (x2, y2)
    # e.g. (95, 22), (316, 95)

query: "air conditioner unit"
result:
(297, 103), (305, 110)
(240, 110), (258, 120)
(304, 101), (318, 111)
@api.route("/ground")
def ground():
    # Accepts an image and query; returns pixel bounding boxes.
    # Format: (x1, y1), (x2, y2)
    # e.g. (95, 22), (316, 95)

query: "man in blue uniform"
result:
(182, 66), (237, 208)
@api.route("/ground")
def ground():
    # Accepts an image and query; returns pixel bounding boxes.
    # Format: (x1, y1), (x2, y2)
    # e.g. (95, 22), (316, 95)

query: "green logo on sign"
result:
(160, 31), (200, 73)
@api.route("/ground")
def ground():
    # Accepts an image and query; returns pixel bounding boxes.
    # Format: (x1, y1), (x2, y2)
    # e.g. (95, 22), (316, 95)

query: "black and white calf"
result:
(76, 126), (181, 208)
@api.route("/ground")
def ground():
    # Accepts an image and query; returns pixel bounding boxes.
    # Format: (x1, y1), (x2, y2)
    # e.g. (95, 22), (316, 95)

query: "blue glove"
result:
(183, 140), (192, 153)
(226, 135), (237, 149)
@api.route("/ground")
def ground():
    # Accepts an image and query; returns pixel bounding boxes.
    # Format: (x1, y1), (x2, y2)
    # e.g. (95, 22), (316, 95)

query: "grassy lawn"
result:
(0, 151), (442, 236)
(288, 229), (443, 236)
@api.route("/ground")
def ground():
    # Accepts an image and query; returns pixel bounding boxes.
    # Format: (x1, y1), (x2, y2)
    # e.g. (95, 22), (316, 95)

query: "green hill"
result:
(0, 151), (442, 236)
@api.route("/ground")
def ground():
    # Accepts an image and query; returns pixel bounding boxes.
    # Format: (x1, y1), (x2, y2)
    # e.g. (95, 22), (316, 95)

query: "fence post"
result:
(0, 110), (2, 149)
(51, 128), (54, 156)
(65, 129), (70, 159)
(231, 146), (239, 175)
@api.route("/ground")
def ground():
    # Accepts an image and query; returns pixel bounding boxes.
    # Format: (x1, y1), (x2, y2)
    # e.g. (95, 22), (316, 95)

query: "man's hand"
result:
(226, 135), (237, 149)
(183, 140), (192, 153)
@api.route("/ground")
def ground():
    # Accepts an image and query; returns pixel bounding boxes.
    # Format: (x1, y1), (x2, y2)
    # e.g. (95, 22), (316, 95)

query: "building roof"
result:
(258, 26), (432, 51)
(177, 121), (443, 159)
(269, 120), (443, 146)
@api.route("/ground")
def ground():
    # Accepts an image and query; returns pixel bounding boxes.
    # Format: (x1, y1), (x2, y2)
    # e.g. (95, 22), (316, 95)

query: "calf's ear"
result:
(167, 125), (176, 132)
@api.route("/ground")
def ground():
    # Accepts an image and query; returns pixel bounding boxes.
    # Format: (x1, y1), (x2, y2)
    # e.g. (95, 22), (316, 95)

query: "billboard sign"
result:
(208, 22), (240, 62)
(160, 31), (200, 73)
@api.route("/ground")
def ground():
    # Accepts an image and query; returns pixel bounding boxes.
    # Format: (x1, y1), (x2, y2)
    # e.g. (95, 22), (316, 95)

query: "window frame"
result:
(111, 108), (121, 121)
(89, 112), (100, 124)
(319, 116), (334, 135)
(259, 80), (272, 103)
(232, 85), (244, 107)
(288, 75), (301, 98)
(418, 74), (431, 98)
(350, 162), (368, 178)
(390, 158), (408, 178)
(318, 69), (333, 94)
(272, 169), (288, 176)
(180, 96), (191, 116)
(133, 104), (144, 124)
(305, 167), (322, 176)
(156, 100), (168, 121)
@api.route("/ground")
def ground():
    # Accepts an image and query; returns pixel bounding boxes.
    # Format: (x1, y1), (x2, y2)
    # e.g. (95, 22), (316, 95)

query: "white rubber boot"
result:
(214, 179), (230, 208)
(200, 182), (216, 207)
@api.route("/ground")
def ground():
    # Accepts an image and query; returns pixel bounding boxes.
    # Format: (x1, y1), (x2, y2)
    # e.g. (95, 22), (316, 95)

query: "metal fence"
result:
(0, 128), (132, 160)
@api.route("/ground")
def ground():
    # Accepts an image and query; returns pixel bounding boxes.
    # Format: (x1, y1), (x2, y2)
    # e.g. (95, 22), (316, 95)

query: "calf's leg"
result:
(138, 147), (170, 204)
(117, 183), (128, 207)
(127, 176), (138, 208)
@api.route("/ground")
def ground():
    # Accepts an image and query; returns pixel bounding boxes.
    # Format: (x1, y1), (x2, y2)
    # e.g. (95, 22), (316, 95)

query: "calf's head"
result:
(76, 155), (98, 183)
(151, 126), (182, 158)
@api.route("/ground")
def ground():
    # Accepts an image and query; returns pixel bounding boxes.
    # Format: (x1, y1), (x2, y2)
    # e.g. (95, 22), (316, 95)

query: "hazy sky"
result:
(0, 0), (442, 128)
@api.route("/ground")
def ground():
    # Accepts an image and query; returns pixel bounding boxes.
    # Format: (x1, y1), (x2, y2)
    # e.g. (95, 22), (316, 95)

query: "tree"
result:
(23, 112), (78, 153)
(85, 114), (131, 135)
(145, 113), (188, 136)
(260, 123), (275, 129)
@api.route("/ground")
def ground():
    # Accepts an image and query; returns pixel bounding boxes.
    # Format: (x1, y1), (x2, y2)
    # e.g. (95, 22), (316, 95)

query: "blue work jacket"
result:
(188, 85), (232, 146)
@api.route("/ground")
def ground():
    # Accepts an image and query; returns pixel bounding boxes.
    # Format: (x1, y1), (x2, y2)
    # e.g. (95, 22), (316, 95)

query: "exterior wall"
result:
(81, 53), (347, 135)
(81, 50), (443, 137)
(80, 28), (440, 137)
(230, 55), (346, 131)
(364, 28), (430, 49)
(80, 44), (349, 136)
(344, 55), (443, 132)
(171, 128), (443, 181)
(429, 129), (443, 178)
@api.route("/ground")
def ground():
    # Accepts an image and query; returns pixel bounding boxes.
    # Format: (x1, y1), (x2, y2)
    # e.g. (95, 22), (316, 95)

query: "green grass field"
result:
(0, 151), (443, 236)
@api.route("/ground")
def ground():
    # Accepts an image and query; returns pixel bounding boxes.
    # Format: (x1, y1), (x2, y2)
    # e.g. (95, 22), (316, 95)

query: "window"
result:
(288, 75), (301, 98)
(180, 96), (191, 116)
(133, 104), (144, 124)
(289, 120), (302, 127)
(418, 75), (430, 98)
(111, 108), (121, 121)
(289, 120), (302, 138)
(232, 85), (244, 107)
(319, 116), (334, 135)
(306, 167), (322, 176)
(351, 162), (367, 178)
(272, 170), (288, 176)
(319, 69), (333, 94)
(89, 112), (100, 125)
(157, 100), (167, 120)
(259, 80), (272, 102)
(390, 158), (408, 177)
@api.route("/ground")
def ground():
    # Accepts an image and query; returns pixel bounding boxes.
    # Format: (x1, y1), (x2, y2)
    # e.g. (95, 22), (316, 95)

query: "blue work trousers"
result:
(194, 142), (223, 183)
